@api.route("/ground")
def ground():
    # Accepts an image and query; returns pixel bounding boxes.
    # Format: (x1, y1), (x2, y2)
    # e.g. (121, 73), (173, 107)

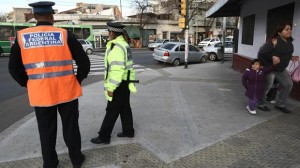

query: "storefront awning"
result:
(206, 0), (242, 18)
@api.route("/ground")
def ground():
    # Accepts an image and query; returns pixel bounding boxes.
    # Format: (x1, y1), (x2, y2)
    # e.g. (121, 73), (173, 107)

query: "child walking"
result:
(242, 59), (274, 114)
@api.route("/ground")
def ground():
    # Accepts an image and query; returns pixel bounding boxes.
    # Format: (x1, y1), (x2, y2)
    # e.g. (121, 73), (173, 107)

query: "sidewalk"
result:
(1, 61), (300, 167)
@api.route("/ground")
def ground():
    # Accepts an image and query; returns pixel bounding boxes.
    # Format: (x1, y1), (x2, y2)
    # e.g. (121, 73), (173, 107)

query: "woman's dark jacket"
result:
(242, 66), (273, 99)
(258, 36), (293, 71)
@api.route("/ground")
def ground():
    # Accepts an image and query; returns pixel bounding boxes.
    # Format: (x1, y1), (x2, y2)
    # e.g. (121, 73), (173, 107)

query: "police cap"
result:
(107, 22), (125, 33)
(28, 1), (55, 13)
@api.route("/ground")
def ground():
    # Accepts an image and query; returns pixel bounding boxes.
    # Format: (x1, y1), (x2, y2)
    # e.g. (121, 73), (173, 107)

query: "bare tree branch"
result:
(160, 0), (216, 36)
(0, 12), (7, 22)
(131, 0), (154, 44)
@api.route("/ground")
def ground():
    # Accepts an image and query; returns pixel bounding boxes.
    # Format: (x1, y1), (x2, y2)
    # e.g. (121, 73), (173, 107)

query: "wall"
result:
(13, 8), (32, 23)
(146, 24), (182, 40)
(238, 0), (299, 58)
(234, 0), (300, 101)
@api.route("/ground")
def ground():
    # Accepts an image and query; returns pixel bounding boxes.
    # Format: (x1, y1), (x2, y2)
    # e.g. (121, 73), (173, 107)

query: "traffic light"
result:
(178, 17), (185, 29)
(178, 0), (186, 16)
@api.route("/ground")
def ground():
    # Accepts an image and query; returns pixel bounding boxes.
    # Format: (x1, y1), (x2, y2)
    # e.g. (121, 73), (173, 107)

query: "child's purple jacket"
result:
(242, 66), (273, 99)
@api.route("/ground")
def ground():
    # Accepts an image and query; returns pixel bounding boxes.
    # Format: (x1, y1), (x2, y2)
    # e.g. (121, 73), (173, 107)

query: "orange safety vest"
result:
(18, 25), (82, 107)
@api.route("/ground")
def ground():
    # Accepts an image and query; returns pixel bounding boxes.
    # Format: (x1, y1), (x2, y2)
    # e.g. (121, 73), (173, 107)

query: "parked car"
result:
(78, 39), (93, 55)
(225, 36), (233, 42)
(203, 41), (233, 61)
(153, 42), (207, 66)
(198, 37), (220, 48)
(148, 39), (180, 50)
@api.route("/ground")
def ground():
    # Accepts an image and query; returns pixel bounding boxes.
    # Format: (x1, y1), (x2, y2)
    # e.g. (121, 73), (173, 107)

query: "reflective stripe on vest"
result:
(105, 44), (131, 71)
(109, 79), (121, 86)
(24, 60), (73, 70)
(17, 26), (82, 107)
(28, 70), (74, 79)
(24, 60), (74, 79)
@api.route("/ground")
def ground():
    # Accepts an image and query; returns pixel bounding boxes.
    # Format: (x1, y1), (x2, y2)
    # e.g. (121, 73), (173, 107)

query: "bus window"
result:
(74, 28), (82, 39)
(15, 26), (29, 33)
(0, 26), (14, 41)
(60, 27), (74, 33)
(82, 28), (90, 39)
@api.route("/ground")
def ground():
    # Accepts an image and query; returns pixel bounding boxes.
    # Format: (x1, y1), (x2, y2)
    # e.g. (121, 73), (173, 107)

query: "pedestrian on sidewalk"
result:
(242, 59), (275, 114)
(257, 22), (299, 113)
(91, 22), (138, 144)
(8, 1), (90, 167)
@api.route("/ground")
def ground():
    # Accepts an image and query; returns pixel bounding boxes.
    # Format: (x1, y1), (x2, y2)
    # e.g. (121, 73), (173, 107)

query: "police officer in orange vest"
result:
(8, 1), (90, 168)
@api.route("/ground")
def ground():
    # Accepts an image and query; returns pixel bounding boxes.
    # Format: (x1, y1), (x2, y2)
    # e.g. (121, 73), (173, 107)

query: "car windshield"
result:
(78, 40), (86, 44)
(203, 38), (211, 41)
(160, 43), (176, 50)
(156, 39), (164, 43)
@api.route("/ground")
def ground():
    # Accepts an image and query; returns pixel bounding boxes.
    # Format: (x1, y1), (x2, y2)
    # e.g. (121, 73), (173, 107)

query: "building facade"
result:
(207, 0), (300, 100)
(4, 1), (238, 48)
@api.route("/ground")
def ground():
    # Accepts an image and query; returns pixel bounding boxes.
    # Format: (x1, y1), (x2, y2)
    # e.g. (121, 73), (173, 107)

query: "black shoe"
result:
(90, 136), (110, 144)
(73, 154), (85, 168)
(275, 106), (292, 113)
(117, 132), (134, 138)
(257, 106), (270, 111)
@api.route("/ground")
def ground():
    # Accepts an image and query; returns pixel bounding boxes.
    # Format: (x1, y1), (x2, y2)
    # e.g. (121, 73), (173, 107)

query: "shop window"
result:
(162, 31), (167, 39)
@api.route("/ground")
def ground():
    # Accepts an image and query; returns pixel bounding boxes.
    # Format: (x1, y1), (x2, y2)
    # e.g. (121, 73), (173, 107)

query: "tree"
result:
(160, 0), (216, 36)
(131, 0), (154, 47)
(0, 12), (7, 22)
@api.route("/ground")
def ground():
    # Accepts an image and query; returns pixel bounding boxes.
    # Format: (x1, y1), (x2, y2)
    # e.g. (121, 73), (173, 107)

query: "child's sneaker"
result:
(246, 106), (256, 115)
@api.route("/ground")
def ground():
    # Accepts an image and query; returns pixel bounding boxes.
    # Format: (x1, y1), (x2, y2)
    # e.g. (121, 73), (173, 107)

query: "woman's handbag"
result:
(289, 60), (300, 82)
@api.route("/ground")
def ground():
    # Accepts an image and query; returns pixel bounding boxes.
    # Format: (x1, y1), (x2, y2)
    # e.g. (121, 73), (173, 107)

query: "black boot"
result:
(90, 136), (110, 144)
(117, 132), (134, 138)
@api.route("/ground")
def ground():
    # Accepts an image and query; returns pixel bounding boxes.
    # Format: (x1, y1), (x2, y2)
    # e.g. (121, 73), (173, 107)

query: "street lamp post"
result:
(184, 0), (189, 69)
(221, 17), (226, 63)
(120, 0), (122, 18)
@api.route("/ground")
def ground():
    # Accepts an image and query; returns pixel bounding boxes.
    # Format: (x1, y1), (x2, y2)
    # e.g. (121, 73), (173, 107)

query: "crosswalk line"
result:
(72, 55), (151, 76)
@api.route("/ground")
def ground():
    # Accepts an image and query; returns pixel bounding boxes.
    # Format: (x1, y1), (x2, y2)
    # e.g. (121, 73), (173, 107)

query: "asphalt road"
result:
(0, 49), (162, 133)
(0, 48), (228, 133)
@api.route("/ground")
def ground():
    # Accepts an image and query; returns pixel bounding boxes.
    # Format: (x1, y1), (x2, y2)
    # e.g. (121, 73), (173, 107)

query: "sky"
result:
(0, 0), (134, 16)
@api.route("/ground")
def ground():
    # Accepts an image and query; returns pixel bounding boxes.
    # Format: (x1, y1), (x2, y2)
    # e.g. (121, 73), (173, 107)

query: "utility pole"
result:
(120, 0), (122, 18)
(178, 0), (189, 68)
(221, 17), (226, 63)
(184, 0), (189, 69)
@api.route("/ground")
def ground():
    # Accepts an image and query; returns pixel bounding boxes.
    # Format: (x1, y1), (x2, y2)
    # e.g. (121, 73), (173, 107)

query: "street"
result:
(0, 48), (229, 133)
(0, 49), (168, 133)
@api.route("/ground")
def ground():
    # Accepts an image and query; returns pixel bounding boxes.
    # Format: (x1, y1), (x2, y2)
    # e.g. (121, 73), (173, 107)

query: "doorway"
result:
(266, 3), (294, 41)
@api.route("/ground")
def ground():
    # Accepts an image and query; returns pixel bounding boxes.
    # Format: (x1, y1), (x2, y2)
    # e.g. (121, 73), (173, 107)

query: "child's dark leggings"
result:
(249, 96), (257, 111)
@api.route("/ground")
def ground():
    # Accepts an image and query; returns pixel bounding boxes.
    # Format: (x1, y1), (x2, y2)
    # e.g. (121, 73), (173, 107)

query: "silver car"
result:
(78, 39), (93, 55)
(203, 41), (233, 61)
(153, 42), (207, 66)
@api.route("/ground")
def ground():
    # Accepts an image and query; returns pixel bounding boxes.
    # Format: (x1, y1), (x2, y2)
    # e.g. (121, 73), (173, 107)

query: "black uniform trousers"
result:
(98, 81), (134, 141)
(35, 99), (83, 168)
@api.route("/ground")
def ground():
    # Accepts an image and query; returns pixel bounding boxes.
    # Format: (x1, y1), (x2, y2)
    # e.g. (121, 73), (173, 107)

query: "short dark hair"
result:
(251, 58), (262, 65)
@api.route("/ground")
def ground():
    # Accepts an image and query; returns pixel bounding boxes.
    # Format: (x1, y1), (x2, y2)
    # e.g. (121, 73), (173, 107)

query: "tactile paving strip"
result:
(1, 108), (300, 168)
(172, 108), (300, 168)
(0, 143), (166, 168)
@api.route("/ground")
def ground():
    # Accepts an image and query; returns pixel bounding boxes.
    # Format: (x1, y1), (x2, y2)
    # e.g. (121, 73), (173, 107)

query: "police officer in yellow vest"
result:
(8, 1), (90, 168)
(91, 22), (138, 144)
